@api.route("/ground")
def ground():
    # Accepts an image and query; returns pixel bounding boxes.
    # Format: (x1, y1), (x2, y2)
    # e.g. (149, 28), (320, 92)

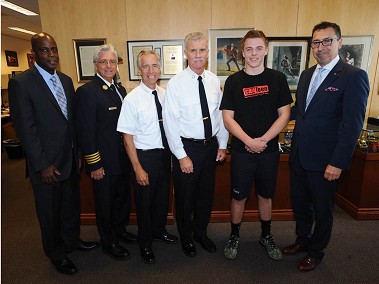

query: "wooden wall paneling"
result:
(210, 0), (299, 36)
(39, 0), (128, 89)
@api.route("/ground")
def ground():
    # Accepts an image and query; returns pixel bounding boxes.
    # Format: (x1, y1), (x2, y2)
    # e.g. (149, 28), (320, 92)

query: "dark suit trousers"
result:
(92, 174), (128, 248)
(32, 170), (80, 262)
(133, 149), (171, 248)
(290, 155), (337, 260)
(173, 139), (218, 241)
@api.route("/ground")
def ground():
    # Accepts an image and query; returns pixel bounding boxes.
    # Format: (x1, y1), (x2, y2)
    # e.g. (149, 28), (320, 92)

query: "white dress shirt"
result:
(117, 82), (166, 150)
(163, 67), (229, 159)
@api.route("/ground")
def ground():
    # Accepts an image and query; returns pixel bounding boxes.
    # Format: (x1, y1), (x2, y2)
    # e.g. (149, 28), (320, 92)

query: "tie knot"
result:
(50, 75), (57, 83)
(198, 76), (202, 82)
(152, 90), (158, 96)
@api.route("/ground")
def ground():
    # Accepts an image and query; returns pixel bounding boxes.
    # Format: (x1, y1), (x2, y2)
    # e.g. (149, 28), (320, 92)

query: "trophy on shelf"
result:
(283, 131), (293, 147)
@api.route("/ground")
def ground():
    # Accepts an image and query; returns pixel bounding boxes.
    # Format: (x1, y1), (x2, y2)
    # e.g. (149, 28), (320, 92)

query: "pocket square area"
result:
(325, 87), (339, 92)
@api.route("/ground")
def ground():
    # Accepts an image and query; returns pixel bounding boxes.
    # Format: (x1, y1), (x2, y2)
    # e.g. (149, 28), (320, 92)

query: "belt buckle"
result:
(203, 138), (211, 144)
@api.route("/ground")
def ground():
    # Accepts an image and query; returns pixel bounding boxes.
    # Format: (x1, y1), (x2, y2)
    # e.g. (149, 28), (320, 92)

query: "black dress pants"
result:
(32, 171), (80, 262)
(290, 155), (338, 260)
(92, 174), (129, 248)
(133, 149), (171, 248)
(173, 139), (218, 241)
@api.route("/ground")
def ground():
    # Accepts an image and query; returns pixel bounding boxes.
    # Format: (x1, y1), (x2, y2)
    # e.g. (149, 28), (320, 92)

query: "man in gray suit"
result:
(8, 32), (98, 275)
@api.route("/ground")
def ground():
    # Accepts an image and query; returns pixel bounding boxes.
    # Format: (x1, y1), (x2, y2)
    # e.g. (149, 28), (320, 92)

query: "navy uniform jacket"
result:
(75, 75), (128, 175)
(9, 65), (78, 184)
(290, 59), (369, 171)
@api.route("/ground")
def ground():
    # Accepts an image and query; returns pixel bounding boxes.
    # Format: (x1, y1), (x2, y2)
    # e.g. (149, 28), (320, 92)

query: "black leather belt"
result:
(181, 136), (215, 145)
(136, 148), (168, 152)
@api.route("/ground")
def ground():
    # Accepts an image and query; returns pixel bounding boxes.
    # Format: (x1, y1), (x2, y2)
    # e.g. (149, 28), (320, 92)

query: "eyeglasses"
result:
(39, 47), (58, 54)
(96, 59), (117, 66)
(311, 38), (339, 49)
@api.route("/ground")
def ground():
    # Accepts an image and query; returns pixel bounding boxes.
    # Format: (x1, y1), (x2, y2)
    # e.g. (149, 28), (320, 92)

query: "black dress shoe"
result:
(52, 257), (78, 275)
(154, 233), (179, 244)
(67, 240), (100, 253)
(102, 243), (131, 260)
(181, 240), (196, 257)
(140, 247), (155, 264)
(117, 231), (138, 243)
(193, 235), (216, 253)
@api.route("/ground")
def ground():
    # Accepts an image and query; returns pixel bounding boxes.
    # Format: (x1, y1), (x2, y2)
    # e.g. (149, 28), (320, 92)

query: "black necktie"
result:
(198, 76), (212, 139)
(152, 90), (169, 149)
(110, 84), (122, 101)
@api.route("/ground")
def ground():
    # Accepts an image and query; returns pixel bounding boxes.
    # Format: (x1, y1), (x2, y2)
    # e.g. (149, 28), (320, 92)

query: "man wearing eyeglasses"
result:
(8, 32), (99, 275)
(76, 44), (137, 261)
(283, 22), (369, 271)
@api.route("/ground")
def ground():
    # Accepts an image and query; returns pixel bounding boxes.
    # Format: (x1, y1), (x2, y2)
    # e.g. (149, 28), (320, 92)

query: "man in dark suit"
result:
(283, 22), (369, 271)
(8, 32), (99, 275)
(75, 44), (136, 261)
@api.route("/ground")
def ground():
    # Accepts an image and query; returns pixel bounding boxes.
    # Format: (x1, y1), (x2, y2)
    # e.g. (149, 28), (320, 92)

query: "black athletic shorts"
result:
(230, 151), (280, 200)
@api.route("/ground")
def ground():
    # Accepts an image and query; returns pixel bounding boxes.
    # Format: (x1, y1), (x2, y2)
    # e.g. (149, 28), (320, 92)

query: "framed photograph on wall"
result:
(5, 50), (19, 67)
(338, 36), (374, 72)
(127, 40), (185, 81)
(208, 28), (251, 83)
(73, 38), (106, 82)
(27, 53), (35, 67)
(266, 37), (311, 91)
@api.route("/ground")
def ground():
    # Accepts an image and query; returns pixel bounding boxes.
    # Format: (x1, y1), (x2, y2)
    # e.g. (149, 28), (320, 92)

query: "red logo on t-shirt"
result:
(243, 85), (269, 98)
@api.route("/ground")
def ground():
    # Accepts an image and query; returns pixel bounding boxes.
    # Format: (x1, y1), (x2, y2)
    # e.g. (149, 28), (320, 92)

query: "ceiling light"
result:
(7, 27), (37, 35)
(1, 0), (38, 16)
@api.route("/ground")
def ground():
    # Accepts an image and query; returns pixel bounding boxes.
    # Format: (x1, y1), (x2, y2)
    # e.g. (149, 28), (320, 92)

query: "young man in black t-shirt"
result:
(220, 30), (292, 261)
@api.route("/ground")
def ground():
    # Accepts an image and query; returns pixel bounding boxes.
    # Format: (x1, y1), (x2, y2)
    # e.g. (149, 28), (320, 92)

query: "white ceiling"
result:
(1, 0), (42, 41)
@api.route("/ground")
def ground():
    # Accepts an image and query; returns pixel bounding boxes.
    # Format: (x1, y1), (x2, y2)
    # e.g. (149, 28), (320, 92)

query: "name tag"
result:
(109, 107), (117, 110)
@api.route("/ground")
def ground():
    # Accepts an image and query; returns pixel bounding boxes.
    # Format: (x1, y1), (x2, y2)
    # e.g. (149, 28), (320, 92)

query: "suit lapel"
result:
(93, 75), (123, 105)
(30, 66), (67, 119)
(306, 60), (343, 112)
(299, 66), (315, 114)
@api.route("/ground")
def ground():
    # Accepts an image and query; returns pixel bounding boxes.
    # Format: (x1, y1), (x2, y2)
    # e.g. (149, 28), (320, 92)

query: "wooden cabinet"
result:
(79, 153), (294, 224)
(336, 149), (379, 220)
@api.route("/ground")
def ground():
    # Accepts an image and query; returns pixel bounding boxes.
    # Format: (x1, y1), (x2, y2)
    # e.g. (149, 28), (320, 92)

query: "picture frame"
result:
(208, 28), (252, 83)
(5, 50), (19, 67)
(338, 35), (374, 72)
(127, 40), (185, 81)
(27, 53), (35, 67)
(266, 37), (311, 91)
(73, 38), (106, 82)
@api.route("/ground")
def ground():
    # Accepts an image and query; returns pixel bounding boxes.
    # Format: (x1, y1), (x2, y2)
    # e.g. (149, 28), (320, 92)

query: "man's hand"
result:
(324, 164), (342, 181)
(41, 165), (60, 184)
(245, 137), (268, 153)
(135, 167), (149, 186)
(216, 149), (227, 162)
(91, 167), (105, 180)
(179, 156), (193, 174)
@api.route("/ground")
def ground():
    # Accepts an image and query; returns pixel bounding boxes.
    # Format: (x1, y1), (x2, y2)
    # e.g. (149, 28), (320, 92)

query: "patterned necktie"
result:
(305, 67), (325, 110)
(198, 76), (212, 140)
(50, 75), (68, 118)
(152, 90), (169, 149)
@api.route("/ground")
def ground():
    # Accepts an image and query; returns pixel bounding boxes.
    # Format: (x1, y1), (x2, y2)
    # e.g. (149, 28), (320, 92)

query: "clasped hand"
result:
(245, 137), (268, 153)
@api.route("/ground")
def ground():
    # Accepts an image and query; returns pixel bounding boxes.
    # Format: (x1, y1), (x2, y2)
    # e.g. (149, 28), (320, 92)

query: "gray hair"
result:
(93, 44), (118, 63)
(184, 32), (208, 50)
(136, 50), (161, 69)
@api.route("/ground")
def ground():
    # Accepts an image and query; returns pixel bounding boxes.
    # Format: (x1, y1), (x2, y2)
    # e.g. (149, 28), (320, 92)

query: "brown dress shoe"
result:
(298, 256), (320, 272)
(282, 243), (307, 255)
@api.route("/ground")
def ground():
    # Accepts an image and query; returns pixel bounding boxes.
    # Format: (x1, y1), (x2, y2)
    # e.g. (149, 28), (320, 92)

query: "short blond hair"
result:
(184, 32), (208, 49)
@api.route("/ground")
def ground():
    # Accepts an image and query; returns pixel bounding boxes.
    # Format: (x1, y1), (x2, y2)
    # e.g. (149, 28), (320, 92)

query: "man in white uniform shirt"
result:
(163, 32), (229, 257)
(117, 50), (178, 264)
